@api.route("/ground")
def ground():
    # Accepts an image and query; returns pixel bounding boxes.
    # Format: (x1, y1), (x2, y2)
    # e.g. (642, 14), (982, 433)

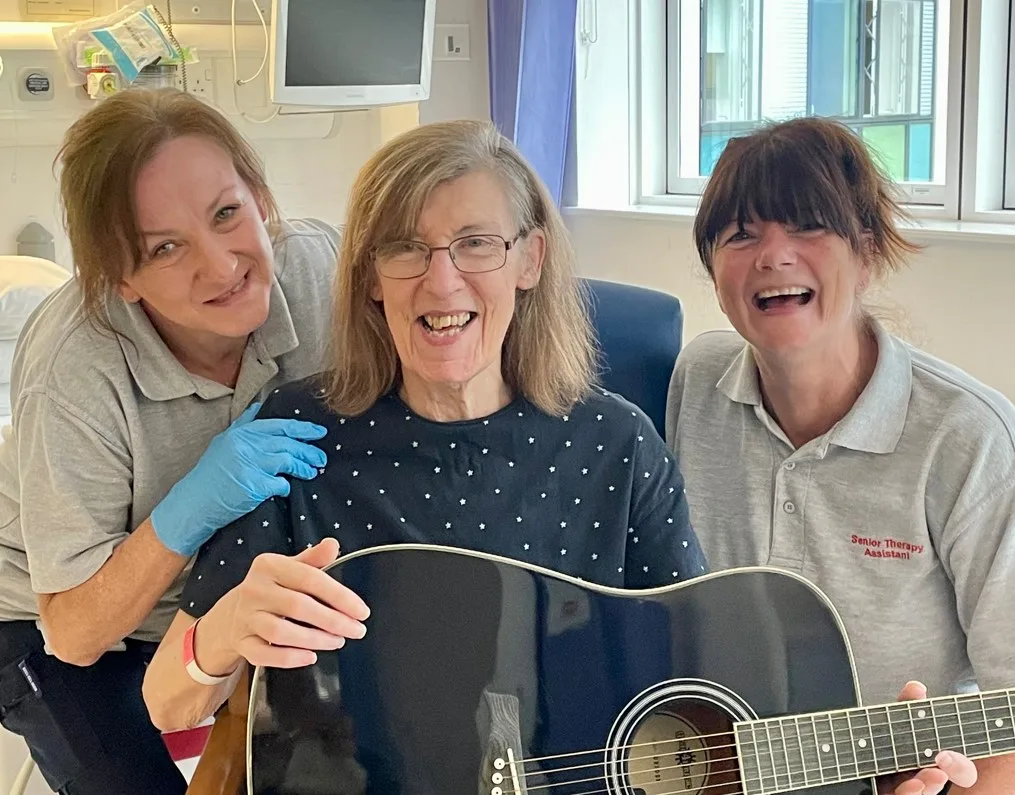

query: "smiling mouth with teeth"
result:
(207, 273), (248, 304)
(753, 287), (814, 311)
(420, 312), (476, 334)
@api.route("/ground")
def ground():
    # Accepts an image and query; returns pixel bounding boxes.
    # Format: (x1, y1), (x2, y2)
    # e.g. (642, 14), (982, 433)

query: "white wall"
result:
(0, 0), (490, 266)
(420, 0), (490, 124)
(566, 209), (1015, 402)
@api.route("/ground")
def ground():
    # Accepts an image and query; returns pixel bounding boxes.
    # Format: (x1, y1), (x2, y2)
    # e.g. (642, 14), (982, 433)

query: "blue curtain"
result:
(487, 0), (578, 205)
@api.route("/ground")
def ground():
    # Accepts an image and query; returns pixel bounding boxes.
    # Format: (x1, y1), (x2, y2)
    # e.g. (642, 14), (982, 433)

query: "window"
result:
(573, 0), (1013, 223)
(665, 0), (950, 205)
(1006, 5), (1015, 210)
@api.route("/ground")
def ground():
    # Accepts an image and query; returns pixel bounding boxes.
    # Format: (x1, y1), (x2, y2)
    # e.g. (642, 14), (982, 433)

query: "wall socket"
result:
(434, 23), (470, 61)
(175, 65), (215, 102)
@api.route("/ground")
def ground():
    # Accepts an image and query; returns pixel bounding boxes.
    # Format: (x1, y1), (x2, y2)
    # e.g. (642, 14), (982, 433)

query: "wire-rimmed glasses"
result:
(374, 233), (521, 279)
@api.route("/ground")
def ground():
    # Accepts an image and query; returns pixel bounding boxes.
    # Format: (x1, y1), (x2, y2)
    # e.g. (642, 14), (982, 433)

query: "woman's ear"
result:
(857, 266), (871, 295)
(516, 229), (545, 291)
(117, 281), (142, 303)
(255, 192), (270, 223)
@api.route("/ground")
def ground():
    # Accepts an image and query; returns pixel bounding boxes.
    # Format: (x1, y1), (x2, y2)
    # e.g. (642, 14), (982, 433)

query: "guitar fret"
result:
(734, 723), (763, 795)
(734, 726), (759, 795)
(869, 705), (898, 774)
(979, 693), (994, 756)
(958, 695), (987, 758)
(930, 699), (944, 757)
(863, 709), (879, 775)
(953, 696), (968, 755)
(885, 702), (918, 771)
(793, 716), (809, 788)
(751, 722), (763, 791)
(826, 712), (843, 778)
(848, 708), (878, 776)
(777, 718), (794, 789)
(909, 700), (939, 764)
(937, 696), (963, 756)
(754, 722), (775, 794)
(834, 713), (859, 779)
(984, 692), (1015, 755)
(1006, 692), (1015, 753)
(764, 721), (781, 790)
(810, 714), (827, 785)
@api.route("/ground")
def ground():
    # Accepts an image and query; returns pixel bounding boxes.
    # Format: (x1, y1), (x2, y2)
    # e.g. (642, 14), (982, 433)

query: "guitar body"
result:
(247, 545), (873, 795)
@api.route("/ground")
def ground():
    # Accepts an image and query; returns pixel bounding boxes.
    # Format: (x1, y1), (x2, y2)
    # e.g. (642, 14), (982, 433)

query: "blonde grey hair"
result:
(325, 119), (597, 416)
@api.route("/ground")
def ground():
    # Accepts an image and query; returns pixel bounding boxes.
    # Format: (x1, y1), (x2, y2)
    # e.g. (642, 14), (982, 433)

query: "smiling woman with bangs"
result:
(667, 116), (1015, 793)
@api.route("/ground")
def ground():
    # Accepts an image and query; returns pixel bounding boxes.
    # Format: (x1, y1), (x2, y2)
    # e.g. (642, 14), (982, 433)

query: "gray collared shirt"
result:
(666, 323), (1015, 704)
(0, 218), (339, 643)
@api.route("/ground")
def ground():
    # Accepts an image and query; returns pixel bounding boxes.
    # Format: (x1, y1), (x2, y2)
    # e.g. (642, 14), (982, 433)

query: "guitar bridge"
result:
(491, 748), (523, 795)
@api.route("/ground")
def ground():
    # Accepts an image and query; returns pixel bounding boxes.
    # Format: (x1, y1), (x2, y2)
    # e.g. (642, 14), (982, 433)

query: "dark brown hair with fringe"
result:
(694, 116), (921, 277)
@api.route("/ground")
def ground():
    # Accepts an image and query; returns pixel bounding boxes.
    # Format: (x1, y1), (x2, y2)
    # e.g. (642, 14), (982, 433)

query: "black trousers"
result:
(0, 620), (187, 795)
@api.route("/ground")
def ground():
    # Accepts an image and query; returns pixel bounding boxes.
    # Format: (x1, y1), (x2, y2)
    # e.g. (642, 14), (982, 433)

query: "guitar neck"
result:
(734, 688), (1015, 795)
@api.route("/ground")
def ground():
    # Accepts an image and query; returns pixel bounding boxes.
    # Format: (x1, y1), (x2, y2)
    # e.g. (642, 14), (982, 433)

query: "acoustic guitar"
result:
(244, 544), (1014, 795)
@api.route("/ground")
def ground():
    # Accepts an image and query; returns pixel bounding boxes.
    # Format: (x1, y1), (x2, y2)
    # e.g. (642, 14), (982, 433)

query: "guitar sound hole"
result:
(626, 700), (741, 795)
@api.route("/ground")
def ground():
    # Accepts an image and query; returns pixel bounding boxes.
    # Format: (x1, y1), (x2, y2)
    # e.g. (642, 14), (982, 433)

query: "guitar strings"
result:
(494, 710), (1010, 794)
(509, 728), (991, 794)
(513, 715), (1001, 779)
(511, 715), (1002, 780)
(508, 697), (1013, 770)
(503, 748), (979, 795)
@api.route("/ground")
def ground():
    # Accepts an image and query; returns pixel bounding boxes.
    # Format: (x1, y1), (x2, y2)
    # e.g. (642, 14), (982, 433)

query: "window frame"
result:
(1003, 0), (1015, 210)
(958, 0), (1011, 221)
(572, 0), (1015, 227)
(653, 0), (965, 218)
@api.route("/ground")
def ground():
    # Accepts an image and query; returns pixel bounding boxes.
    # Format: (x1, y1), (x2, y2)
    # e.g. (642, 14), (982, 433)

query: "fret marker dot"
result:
(917, 710), (926, 719)
(996, 719), (1005, 728)
(924, 749), (933, 758)
(821, 743), (830, 753)
(858, 739), (867, 748)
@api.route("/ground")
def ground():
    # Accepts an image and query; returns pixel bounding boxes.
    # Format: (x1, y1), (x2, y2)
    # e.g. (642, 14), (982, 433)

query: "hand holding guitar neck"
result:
(880, 681), (978, 795)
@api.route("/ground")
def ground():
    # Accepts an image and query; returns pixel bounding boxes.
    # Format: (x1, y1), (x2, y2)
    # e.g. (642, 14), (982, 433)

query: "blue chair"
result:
(583, 278), (684, 438)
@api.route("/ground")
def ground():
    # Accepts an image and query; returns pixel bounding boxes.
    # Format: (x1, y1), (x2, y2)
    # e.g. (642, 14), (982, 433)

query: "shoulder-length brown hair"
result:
(693, 116), (921, 277)
(56, 87), (280, 326)
(325, 119), (597, 417)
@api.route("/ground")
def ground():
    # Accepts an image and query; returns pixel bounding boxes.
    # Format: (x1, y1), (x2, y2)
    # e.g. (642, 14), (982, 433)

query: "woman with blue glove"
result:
(0, 88), (337, 795)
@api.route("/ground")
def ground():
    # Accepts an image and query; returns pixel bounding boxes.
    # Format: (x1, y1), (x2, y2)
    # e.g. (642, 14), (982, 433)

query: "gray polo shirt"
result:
(0, 218), (339, 643)
(666, 324), (1015, 705)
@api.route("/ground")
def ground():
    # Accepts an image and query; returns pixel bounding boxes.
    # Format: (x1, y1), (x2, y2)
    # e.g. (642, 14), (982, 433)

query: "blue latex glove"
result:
(151, 402), (328, 556)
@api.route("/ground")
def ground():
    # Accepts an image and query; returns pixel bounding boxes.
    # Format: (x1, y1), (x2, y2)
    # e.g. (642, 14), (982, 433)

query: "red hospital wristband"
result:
(182, 619), (233, 686)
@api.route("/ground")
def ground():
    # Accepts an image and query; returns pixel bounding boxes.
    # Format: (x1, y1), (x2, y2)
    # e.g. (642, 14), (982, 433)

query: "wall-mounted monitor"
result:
(269, 0), (436, 107)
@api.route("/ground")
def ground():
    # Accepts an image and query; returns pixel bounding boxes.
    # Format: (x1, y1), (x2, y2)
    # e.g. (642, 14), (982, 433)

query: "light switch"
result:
(434, 24), (471, 61)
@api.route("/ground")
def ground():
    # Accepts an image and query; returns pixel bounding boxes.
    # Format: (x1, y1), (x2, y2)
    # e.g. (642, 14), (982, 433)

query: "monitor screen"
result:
(284, 0), (426, 88)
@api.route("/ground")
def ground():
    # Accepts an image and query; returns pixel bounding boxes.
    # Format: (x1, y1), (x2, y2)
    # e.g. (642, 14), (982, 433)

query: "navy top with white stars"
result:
(181, 378), (709, 618)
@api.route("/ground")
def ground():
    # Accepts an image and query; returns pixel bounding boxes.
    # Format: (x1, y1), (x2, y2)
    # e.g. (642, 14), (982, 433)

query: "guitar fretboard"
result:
(734, 689), (1015, 795)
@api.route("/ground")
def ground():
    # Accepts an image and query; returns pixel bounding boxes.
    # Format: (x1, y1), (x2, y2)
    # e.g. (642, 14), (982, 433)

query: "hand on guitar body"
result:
(209, 538), (370, 671)
(882, 682), (978, 795)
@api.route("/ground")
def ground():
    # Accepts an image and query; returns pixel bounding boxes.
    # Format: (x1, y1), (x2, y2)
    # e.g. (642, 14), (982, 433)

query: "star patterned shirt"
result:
(181, 379), (708, 618)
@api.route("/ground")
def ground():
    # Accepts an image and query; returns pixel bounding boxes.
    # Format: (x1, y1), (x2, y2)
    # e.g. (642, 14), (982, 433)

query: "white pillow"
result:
(0, 256), (70, 341)
(0, 340), (16, 384)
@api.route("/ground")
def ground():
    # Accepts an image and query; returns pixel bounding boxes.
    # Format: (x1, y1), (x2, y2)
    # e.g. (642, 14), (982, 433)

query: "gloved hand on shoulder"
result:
(151, 402), (328, 556)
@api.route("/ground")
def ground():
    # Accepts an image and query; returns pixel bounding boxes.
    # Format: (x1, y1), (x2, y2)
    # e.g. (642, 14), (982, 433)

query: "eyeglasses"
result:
(373, 233), (522, 280)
